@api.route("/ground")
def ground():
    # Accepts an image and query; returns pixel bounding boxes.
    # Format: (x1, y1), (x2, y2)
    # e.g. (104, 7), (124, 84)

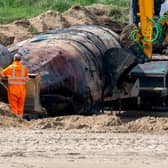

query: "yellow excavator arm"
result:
(131, 0), (168, 59)
(136, 0), (154, 58)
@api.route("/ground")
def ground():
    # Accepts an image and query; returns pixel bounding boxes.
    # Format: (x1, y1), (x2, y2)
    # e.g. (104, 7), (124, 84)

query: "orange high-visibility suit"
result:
(2, 61), (28, 117)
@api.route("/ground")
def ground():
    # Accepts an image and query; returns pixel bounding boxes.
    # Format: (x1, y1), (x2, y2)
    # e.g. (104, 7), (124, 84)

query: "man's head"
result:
(14, 53), (22, 62)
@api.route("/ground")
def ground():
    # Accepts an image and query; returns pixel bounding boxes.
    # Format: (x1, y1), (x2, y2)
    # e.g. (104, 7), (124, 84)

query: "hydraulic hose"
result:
(130, 29), (143, 49)
(158, 15), (168, 24)
(130, 29), (139, 42)
(143, 17), (160, 43)
(130, 17), (163, 44)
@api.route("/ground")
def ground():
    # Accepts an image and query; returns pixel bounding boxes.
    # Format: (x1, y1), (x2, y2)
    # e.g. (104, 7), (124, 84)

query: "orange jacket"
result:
(2, 61), (28, 97)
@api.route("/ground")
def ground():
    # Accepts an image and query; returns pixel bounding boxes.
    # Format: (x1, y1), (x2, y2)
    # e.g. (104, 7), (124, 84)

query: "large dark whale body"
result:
(0, 25), (138, 115)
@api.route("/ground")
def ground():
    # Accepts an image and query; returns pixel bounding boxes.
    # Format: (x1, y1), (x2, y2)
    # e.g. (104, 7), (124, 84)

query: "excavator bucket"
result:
(102, 47), (140, 104)
(25, 74), (45, 115)
(102, 48), (140, 102)
(103, 48), (139, 89)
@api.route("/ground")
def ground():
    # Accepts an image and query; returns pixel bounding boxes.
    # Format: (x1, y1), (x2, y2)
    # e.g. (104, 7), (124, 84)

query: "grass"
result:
(0, 0), (129, 24)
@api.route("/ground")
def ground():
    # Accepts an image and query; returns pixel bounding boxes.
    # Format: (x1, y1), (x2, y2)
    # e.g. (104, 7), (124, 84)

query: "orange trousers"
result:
(8, 85), (26, 116)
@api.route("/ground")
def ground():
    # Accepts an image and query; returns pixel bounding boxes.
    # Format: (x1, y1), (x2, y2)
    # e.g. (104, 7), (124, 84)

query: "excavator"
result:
(130, 0), (166, 59)
(103, 0), (168, 111)
(123, 0), (168, 110)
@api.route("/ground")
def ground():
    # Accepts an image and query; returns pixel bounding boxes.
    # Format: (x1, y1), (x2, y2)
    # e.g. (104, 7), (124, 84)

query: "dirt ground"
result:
(0, 130), (168, 168)
(1, 103), (168, 167)
(2, 101), (168, 134)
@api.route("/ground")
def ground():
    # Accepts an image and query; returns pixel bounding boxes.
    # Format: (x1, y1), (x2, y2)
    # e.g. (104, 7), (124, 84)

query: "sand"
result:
(1, 101), (168, 167)
(0, 130), (168, 168)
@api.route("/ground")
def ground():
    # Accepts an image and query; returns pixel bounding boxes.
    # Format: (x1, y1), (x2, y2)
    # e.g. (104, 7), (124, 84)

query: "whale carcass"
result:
(0, 25), (139, 115)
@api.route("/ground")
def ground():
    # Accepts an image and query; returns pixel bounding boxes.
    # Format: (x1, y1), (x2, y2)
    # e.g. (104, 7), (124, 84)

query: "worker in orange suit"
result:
(0, 53), (28, 118)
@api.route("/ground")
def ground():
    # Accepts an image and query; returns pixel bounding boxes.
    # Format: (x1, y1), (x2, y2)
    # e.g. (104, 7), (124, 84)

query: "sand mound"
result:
(0, 21), (32, 46)
(28, 114), (122, 130)
(63, 5), (98, 26)
(1, 103), (168, 134)
(29, 10), (70, 32)
(0, 102), (13, 117)
(0, 5), (128, 46)
(125, 117), (168, 133)
(0, 115), (27, 128)
(0, 102), (28, 127)
(0, 32), (14, 46)
(26, 114), (168, 133)
(86, 4), (111, 16)
(63, 5), (126, 34)
(99, 17), (127, 34)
